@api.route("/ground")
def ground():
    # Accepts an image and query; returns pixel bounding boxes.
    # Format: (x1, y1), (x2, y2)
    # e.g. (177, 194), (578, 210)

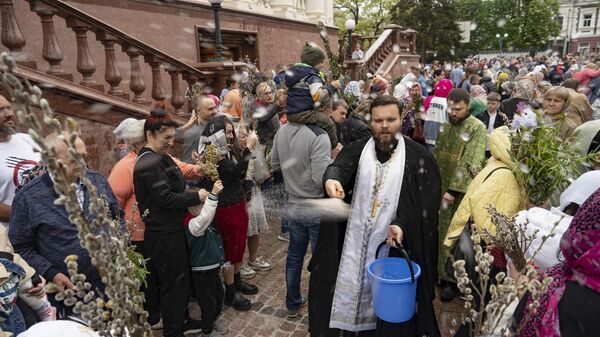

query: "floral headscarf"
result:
(518, 188), (600, 337)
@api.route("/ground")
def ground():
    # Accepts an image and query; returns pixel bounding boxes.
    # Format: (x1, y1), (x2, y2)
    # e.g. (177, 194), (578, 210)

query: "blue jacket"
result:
(284, 64), (335, 114)
(8, 171), (124, 291)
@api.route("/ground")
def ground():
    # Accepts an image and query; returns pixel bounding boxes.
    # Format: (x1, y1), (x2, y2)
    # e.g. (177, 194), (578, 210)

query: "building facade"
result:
(553, 0), (600, 55)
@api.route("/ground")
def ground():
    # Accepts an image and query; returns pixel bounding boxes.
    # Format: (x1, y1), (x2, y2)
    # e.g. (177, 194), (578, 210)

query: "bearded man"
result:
(435, 88), (486, 301)
(308, 95), (442, 337)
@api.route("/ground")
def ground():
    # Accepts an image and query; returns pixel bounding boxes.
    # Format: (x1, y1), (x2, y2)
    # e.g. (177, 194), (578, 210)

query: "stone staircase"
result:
(0, 0), (235, 174)
(344, 24), (420, 82)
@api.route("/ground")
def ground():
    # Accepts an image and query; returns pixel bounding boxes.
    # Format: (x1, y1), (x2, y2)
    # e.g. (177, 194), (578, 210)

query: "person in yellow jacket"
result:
(443, 126), (523, 249)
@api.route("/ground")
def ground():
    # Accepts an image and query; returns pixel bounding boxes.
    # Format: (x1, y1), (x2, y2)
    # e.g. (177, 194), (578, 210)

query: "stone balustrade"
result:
(344, 25), (419, 81)
(1, 0), (209, 114)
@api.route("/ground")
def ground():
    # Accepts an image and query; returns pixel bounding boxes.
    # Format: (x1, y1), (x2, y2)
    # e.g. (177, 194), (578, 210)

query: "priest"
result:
(308, 95), (442, 337)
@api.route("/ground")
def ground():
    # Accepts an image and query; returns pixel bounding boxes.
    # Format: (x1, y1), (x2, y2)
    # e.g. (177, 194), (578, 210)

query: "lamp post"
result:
(209, 0), (224, 61)
(496, 33), (508, 54)
(345, 19), (356, 59)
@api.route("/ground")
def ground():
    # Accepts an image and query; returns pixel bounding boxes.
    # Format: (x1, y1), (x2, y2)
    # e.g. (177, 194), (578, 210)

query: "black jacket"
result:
(339, 113), (372, 146)
(133, 147), (201, 233)
(480, 76), (497, 93)
(477, 110), (508, 130)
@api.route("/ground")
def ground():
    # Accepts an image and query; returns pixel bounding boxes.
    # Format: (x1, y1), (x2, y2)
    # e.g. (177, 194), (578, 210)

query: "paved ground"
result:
(153, 220), (463, 337)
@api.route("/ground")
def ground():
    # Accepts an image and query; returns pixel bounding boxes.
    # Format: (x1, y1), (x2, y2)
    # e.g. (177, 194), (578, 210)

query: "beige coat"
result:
(0, 226), (35, 287)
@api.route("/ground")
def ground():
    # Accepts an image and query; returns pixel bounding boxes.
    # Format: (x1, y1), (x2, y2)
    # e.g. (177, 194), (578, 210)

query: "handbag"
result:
(412, 119), (425, 143)
(444, 166), (511, 282)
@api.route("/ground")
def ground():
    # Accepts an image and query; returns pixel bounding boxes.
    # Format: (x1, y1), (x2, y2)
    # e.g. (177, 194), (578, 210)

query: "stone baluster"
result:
(168, 69), (185, 115)
(182, 72), (200, 113)
(145, 55), (166, 102)
(124, 45), (147, 104)
(0, 0), (30, 63)
(30, 1), (71, 77)
(66, 17), (103, 91)
(96, 31), (127, 99)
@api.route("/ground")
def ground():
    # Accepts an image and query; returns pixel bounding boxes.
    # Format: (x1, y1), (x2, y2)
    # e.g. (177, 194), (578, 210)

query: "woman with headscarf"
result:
(501, 79), (538, 121)
(108, 117), (204, 329)
(399, 83), (425, 142)
(513, 187), (600, 337)
(393, 72), (417, 100)
(469, 85), (488, 117)
(422, 78), (453, 151)
(516, 170), (600, 273)
(197, 115), (257, 312)
(542, 86), (577, 140)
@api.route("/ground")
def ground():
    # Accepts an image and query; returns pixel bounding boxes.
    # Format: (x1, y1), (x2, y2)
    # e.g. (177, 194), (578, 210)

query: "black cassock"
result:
(308, 137), (442, 337)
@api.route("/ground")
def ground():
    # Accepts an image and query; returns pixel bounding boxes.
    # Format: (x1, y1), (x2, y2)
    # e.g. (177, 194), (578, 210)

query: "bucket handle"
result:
(375, 240), (416, 284)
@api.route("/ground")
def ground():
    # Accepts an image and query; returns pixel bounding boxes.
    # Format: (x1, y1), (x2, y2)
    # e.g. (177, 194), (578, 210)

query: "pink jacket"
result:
(572, 68), (600, 86)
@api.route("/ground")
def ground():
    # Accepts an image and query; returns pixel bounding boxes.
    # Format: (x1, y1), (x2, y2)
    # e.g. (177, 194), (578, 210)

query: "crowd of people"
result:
(0, 41), (598, 337)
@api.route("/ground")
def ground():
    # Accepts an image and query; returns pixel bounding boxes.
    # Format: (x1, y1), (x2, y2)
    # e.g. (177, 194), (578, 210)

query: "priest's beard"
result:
(374, 135), (398, 162)
(449, 114), (468, 125)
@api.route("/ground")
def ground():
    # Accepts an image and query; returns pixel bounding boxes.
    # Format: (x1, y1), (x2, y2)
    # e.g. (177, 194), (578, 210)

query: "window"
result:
(583, 14), (593, 27)
(579, 42), (590, 55)
(556, 16), (564, 29)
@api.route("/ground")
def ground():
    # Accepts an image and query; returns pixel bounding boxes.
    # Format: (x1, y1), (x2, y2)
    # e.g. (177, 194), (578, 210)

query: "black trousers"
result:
(191, 268), (224, 333)
(133, 240), (161, 324)
(145, 231), (190, 337)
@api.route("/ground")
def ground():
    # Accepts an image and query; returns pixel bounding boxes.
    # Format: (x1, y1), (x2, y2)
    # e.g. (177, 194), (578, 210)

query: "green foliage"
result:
(126, 247), (149, 288)
(333, 0), (395, 37)
(390, 0), (462, 62)
(460, 0), (561, 52)
(511, 115), (592, 206)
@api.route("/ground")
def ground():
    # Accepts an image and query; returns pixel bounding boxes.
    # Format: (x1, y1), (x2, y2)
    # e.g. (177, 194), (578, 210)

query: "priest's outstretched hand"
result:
(386, 225), (404, 248)
(325, 179), (345, 199)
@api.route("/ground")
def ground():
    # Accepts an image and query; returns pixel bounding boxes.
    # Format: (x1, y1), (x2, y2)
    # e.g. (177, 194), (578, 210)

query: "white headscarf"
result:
(393, 73), (417, 100)
(113, 118), (145, 144)
(559, 171), (600, 211)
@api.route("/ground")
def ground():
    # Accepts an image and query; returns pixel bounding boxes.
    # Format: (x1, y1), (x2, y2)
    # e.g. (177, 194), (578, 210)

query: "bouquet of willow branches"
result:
(511, 117), (591, 206)
(451, 205), (561, 337)
(1, 52), (149, 336)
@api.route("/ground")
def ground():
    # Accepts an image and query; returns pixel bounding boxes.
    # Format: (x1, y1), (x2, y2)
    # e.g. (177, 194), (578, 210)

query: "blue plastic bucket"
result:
(367, 242), (421, 323)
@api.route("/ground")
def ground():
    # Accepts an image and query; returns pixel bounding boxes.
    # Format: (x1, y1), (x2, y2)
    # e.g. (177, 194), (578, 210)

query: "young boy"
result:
(284, 42), (340, 148)
(184, 181), (226, 337)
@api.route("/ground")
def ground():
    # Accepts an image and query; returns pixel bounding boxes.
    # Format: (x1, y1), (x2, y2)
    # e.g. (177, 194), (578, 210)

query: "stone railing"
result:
(344, 24), (417, 80)
(0, 0), (211, 114)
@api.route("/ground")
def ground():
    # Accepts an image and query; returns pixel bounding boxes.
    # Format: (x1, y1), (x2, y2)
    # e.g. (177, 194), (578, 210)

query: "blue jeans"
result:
(284, 201), (320, 310)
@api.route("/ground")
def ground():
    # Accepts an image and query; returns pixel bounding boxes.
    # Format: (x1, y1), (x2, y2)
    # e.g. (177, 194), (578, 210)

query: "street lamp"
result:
(209, 0), (224, 61)
(496, 33), (508, 54)
(345, 19), (356, 59)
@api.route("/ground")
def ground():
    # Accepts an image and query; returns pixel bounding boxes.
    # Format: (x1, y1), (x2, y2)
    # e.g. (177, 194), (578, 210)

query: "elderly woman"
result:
(542, 86), (578, 140)
(133, 108), (207, 337)
(513, 187), (600, 337)
(108, 117), (203, 329)
(501, 79), (538, 120)
(469, 84), (488, 116)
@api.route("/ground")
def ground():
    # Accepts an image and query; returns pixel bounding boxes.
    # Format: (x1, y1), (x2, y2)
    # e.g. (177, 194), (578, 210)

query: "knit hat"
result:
(301, 42), (326, 67)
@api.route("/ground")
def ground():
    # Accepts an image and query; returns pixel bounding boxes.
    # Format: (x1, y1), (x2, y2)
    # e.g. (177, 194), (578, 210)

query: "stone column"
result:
(325, 0), (334, 25)
(270, 0), (296, 19)
(305, 0), (325, 22)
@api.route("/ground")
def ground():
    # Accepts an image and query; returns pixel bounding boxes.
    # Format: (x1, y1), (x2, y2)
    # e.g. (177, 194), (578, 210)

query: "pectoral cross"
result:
(371, 199), (380, 218)
(371, 198), (390, 218)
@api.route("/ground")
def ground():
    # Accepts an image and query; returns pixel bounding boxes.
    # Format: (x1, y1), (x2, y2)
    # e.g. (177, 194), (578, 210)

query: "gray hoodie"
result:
(271, 123), (331, 201)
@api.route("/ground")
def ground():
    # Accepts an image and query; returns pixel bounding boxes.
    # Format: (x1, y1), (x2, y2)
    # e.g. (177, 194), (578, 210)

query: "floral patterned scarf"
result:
(518, 187), (600, 337)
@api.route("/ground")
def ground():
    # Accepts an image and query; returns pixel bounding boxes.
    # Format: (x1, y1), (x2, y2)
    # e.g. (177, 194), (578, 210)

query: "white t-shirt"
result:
(0, 133), (41, 221)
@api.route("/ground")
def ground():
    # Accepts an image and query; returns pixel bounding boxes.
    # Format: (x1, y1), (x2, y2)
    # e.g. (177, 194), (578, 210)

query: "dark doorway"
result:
(197, 27), (258, 63)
